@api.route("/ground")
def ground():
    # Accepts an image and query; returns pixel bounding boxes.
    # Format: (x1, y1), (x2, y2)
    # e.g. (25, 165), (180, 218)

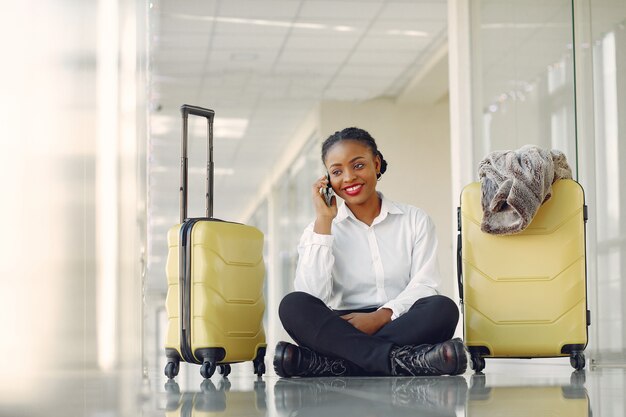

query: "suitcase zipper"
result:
(179, 218), (200, 364)
(179, 217), (238, 364)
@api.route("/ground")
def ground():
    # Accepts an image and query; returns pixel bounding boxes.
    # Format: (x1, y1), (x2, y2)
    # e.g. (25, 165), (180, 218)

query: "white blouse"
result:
(294, 193), (441, 320)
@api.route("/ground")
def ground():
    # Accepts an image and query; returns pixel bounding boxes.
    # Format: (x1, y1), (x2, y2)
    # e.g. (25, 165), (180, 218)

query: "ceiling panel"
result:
(151, 33), (211, 49)
(272, 62), (338, 76)
(339, 63), (406, 78)
(148, 0), (449, 250)
(347, 49), (416, 65)
(212, 21), (292, 37)
(282, 33), (362, 50)
(160, 16), (214, 34)
(368, 19), (446, 35)
(379, 2), (448, 20)
(217, 0), (302, 19)
(211, 34), (287, 50)
(151, 63), (207, 77)
(358, 34), (432, 51)
(159, 0), (218, 16)
(278, 49), (348, 64)
(298, 1), (384, 20)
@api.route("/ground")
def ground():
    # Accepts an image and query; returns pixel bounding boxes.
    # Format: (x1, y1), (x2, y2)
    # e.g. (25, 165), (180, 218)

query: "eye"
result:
(354, 163), (365, 169)
(331, 170), (342, 177)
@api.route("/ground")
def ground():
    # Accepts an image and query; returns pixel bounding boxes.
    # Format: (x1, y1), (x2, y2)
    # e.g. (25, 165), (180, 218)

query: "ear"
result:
(374, 152), (381, 172)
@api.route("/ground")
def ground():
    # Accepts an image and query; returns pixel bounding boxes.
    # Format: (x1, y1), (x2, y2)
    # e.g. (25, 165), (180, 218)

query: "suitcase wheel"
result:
(470, 355), (485, 373)
(570, 352), (586, 371)
(164, 361), (180, 380)
(253, 360), (266, 377)
(253, 347), (267, 377)
(218, 364), (231, 377)
(200, 361), (217, 379)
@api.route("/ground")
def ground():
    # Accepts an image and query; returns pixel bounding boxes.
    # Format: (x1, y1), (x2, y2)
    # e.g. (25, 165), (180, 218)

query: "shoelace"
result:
(306, 349), (348, 376)
(392, 345), (441, 376)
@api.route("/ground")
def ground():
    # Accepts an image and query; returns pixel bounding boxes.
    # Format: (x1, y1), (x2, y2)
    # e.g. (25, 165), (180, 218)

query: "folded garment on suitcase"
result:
(478, 145), (572, 235)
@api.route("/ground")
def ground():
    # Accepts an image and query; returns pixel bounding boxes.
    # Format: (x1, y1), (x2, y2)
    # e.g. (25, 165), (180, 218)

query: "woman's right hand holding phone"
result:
(312, 175), (337, 235)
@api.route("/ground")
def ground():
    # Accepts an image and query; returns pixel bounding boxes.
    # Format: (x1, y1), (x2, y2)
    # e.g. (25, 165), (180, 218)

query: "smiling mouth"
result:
(343, 184), (363, 195)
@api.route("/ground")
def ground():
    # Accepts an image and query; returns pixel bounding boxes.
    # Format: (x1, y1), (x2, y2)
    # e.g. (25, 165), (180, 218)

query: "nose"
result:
(342, 168), (357, 182)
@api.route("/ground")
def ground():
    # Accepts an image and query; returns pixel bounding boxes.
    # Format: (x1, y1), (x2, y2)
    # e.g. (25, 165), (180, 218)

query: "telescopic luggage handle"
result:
(180, 104), (215, 223)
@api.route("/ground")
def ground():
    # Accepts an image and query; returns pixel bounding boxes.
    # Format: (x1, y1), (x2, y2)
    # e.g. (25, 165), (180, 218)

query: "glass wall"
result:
(248, 200), (269, 335)
(278, 138), (321, 295)
(470, 0), (578, 172)
(588, 1), (626, 364)
(267, 136), (321, 347)
(0, 0), (146, 413)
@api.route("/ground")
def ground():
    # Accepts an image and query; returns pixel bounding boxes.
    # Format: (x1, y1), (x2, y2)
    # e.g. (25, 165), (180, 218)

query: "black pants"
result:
(279, 292), (459, 375)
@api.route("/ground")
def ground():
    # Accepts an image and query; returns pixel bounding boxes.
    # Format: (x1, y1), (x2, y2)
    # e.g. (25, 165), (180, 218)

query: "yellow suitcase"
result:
(164, 105), (266, 380)
(457, 179), (589, 372)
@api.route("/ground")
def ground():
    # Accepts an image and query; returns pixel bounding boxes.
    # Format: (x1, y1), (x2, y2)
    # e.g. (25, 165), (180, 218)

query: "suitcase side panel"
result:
(165, 224), (183, 354)
(461, 180), (588, 357)
(190, 221), (266, 362)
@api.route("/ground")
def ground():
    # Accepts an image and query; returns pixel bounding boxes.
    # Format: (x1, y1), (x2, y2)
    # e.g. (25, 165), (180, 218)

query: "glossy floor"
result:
(3, 360), (625, 416)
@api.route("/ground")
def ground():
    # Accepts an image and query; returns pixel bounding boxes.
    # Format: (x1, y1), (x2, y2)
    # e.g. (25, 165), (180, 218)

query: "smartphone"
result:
(320, 173), (335, 207)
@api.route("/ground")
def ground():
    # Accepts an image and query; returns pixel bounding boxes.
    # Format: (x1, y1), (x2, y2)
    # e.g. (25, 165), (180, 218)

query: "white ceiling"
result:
(147, 0), (448, 271)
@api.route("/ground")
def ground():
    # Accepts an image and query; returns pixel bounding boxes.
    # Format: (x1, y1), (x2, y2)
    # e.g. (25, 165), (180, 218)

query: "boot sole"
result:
(273, 341), (291, 378)
(450, 338), (468, 375)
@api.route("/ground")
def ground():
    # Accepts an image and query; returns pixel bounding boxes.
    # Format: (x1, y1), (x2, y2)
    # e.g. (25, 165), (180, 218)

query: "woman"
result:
(273, 127), (466, 377)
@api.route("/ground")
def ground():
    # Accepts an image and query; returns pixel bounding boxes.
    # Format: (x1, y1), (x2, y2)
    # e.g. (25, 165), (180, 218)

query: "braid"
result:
(321, 127), (388, 177)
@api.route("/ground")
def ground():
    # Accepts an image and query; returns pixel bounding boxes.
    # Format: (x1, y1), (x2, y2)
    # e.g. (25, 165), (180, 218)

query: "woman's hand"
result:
(312, 175), (337, 235)
(340, 309), (392, 336)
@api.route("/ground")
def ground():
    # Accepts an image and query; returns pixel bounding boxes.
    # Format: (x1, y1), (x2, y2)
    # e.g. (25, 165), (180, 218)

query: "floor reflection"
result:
(274, 376), (466, 417)
(468, 371), (591, 417)
(163, 378), (267, 416)
(155, 370), (592, 417)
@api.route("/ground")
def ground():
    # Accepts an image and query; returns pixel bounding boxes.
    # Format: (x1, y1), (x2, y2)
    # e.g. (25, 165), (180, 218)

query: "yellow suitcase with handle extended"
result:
(164, 105), (266, 380)
(457, 179), (589, 372)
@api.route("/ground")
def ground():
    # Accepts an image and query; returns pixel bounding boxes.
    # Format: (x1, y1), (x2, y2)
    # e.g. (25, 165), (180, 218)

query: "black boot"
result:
(390, 338), (467, 376)
(273, 341), (352, 378)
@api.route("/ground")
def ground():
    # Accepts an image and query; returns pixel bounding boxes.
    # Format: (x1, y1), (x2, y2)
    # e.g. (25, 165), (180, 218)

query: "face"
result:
(324, 140), (381, 207)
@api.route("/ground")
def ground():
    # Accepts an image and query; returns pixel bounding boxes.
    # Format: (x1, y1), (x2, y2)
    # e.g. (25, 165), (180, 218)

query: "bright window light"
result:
(96, 0), (119, 372)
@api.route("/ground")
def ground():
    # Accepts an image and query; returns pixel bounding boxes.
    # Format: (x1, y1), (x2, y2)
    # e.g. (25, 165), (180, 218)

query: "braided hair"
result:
(321, 127), (388, 179)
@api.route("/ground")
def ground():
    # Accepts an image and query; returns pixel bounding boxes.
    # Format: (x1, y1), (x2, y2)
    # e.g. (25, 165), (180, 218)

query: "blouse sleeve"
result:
(293, 222), (335, 303)
(380, 213), (440, 319)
